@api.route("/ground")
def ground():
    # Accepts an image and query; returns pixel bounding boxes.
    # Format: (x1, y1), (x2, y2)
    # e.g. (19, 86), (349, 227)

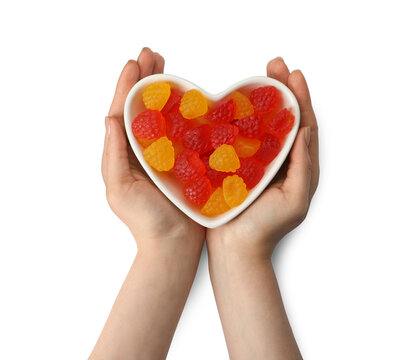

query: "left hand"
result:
(102, 48), (205, 254)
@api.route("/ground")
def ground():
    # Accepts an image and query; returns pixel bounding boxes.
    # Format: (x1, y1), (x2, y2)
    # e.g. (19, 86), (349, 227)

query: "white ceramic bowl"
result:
(124, 74), (300, 228)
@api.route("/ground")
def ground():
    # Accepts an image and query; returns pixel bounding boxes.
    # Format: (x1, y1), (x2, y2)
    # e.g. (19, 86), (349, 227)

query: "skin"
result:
(206, 57), (319, 359)
(90, 48), (319, 360)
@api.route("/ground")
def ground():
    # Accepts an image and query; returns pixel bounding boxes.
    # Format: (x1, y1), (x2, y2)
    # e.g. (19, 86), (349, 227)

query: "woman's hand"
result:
(102, 48), (205, 253)
(207, 57), (319, 259)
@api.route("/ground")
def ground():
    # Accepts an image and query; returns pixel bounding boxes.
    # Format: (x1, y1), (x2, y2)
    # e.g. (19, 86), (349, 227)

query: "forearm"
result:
(89, 239), (203, 360)
(208, 241), (302, 360)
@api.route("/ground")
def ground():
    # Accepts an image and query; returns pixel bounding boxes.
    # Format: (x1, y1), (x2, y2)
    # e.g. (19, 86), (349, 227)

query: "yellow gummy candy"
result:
(230, 91), (254, 119)
(179, 89), (208, 119)
(209, 144), (240, 172)
(223, 175), (247, 207)
(142, 82), (171, 111)
(143, 137), (174, 171)
(201, 188), (231, 216)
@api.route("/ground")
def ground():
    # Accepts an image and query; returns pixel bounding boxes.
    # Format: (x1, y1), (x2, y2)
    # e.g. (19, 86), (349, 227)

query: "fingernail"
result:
(274, 56), (284, 61)
(105, 116), (111, 136)
(142, 47), (151, 52)
(304, 127), (311, 146)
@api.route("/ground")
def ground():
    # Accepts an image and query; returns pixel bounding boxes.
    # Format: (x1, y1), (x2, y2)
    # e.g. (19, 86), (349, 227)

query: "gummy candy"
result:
(205, 99), (236, 123)
(183, 124), (213, 154)
(230, 91), (254, 119)
(137, 137), (155, 148)
(201, 187), (230, 216)
(179, 89), (208, 119)
(202, 156), (231, 188)
(265, 108), (295, 136)
(165, 110), (193, 142)
(184, 176), (212, 206)
(233, 135), (261, 158)
(250, 86), (281, 115)
(236, 158), (265, 189)
(255, 134), (281, 165)
(174, 149), (206, 182)
(210, 123), (239, 149)
(132, 109), (166, 139)
(143, 137), (174, 171)
(161, 88), (183, 116)
(233, 114), (264, 139)
(223, 175), (247, 207)
(142, 82), (171, 111)
(209, 144), (240, 172)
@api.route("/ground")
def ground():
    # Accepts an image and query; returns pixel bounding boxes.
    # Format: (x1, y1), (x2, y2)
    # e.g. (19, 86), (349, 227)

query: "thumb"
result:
(281, 127), (312, 203)
(105, 116), (132, 188)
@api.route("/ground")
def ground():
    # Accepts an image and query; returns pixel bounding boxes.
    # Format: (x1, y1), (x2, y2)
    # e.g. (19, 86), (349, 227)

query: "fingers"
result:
(102, 116), (111, 185)
(267, 57), (290, 85)
(287, 70), (319, 197)
(104, 116), (133, 188)
(281, 127), (312, 207)
(109, 60), (140, 118)
(137, 47), (156, 79)
(153, 52), (165, 74)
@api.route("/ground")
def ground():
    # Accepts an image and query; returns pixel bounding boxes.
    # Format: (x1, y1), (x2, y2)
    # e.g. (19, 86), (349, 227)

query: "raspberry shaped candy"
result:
(233, 114), (264, 139)
(209, 144), (240, 172)
(202, 156), (231, 188)
(165, 110), (193, 142)
(137, 137), (155, 148)
(174, 149), (206, 182)
(230, 91), (254, 119)
(142, 82), (171, 111)
(236, 158), (265, 189)
(132, 109), (166, 139)
(183, 125), (213, 154)
(184, 176), (212, 206)
(205, 99), (236, 123)
(179, 89), (208, 119)
(201, 188), (230, 216)
(161, 88), (183, 116)
(233, 135), (261, 158)
(255, 134), (281, 165)
(223, 175), (247, 207)
(210, 123), (239, 149)
(250, 86), (281, 115)
(143, 137), (174, 171)
(266, 108), (295, 137)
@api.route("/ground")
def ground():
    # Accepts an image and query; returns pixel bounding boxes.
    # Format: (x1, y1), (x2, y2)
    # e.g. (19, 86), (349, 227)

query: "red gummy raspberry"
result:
(165, 110), (193, 142)
(184, 176), (212, 206)
(205, 99), (236, 123)
(250, 86), (281, 115)
(173, 149), (206, 182)
(266, 108), (295, 137)
(233, 115), (264, 139)
(236, 158), (265, 189)
(210, 123), (239, 148)
(255, 134), (281, 165)
(183, 124), (213, 154)
(201, 156), (231, 188)
(161, 88), (183, 116)
(132, 109), (166, 139)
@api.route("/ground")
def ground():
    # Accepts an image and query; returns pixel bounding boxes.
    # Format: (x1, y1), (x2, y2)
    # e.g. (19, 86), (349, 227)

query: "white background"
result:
(1, 0), (406, 359)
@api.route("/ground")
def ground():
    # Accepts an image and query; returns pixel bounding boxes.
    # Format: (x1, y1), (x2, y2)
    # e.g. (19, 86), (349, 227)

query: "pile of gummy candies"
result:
(131, 82), (295, 216)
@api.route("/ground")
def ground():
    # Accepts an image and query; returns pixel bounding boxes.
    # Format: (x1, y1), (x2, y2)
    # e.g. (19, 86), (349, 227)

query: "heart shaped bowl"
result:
(124, 74), (300, 228)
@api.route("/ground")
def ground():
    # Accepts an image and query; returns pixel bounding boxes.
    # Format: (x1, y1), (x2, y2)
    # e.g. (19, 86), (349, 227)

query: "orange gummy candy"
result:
(233, 135), (261, 158)
(201, 188), (230, 216)
(137, 137), (155, 148)
(209, 144), (240, 172)
(142, 82), (171, 111)
(223, 175), (247, 207)
(230, 91), (254, 119)
(179, 89), (208, 119)
(143, 137), (174, 171)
